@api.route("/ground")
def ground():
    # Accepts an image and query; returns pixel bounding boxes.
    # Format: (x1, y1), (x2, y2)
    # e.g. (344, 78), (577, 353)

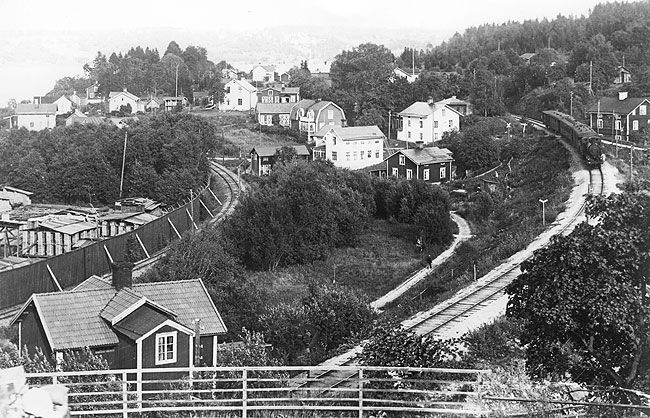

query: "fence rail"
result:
(24, 366), (491, 417)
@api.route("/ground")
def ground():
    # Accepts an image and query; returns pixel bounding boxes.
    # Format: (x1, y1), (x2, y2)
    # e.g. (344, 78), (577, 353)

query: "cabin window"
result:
(640, 105), (647, 116)
(440, 167), (446, 179)
(328, 110), (334, 119)
(399, 155), (405, 165)
(368, 150), (372, 158)
(238, 99), (242, 106)
(375, 150), (380, 159)
(332, 151), (337, 161)
(434, 121), (439, 128)
(597, 119), (603, 129)
(392, 167), (399, 177)
(423, 169), (430, 181)
(633, 120), (639, 131)
(406, 169), (413, 179)
(615, 120), (621, 131)
(156, 331), (177, 365)
(449, 120), (453, 127)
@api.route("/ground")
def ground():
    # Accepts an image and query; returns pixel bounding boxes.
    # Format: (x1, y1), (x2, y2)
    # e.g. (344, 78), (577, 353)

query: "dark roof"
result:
(256, 102), (295, 114)
(389, 147), (454, 165)
(290, 99), (316, 119)
(113, 305), (170, 340)
(12, 278), (226, 351)
(585, 97), (649, 115)
(251, 144), (310, 157)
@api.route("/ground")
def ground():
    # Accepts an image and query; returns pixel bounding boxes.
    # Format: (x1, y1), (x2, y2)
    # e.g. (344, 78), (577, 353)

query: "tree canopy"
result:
(506, 190), (650, 391)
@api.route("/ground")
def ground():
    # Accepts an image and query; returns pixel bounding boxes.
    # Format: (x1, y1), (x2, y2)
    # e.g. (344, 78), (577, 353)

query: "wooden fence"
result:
(24, 365), (491, 417)
(0, 180), (219, 310)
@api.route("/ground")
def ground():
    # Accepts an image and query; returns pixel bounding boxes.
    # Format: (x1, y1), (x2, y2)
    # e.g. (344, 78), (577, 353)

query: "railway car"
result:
(541, 110), (604, 167)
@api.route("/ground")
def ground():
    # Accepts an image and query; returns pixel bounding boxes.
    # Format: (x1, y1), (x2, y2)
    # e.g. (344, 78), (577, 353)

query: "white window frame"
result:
(615, 120), (621, 131)
(423, 169), (430, 181)
(155, 331), (177, 365)
(327, 109), (334, 119)
(434, 121), (438, 128)
(392, 167), (399, 177)
(449, 120), (453, 127)
(633, 120), (639, 131)
(399, 155), (405, 165)
(406, 169), (413, 179)
(597, 118), (603, 129)
(640, 105), (647, 116)
(419, 120), (423, 128)
(331, 151), (337, 161)
(440, 166), (446, 179)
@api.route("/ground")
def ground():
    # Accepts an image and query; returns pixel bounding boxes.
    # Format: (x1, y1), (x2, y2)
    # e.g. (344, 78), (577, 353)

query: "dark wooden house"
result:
(384, 143), (454, 183)
(250, 145), (310, 176)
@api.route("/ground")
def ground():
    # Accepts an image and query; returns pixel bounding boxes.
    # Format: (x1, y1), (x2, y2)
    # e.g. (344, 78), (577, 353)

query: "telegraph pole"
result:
(119, 130), (127, 198)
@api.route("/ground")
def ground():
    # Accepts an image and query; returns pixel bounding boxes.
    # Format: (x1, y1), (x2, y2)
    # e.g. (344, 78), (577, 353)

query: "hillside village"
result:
(1, 1), (650, 416)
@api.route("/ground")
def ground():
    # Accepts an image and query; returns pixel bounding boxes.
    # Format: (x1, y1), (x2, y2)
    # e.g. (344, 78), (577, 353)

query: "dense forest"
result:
(0, 113), (218, 205)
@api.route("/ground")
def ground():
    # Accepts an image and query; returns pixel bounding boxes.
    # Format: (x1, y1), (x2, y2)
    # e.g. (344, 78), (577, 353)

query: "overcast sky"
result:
(0, 0), (607, 104)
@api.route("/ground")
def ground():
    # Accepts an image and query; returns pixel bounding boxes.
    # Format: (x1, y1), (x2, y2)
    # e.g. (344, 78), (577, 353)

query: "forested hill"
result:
(421, 1), (650, 72)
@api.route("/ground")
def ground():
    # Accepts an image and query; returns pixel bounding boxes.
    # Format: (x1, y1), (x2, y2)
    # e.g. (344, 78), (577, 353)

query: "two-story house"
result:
(8, 103), (57, 131)
(108, 89), (142, 114)
(52, 95), (74, 115)
(257, 84), (300, 104)
(162, 96), (188, 112)
(312, 126), (385, 170)
(384, 142), (454, 183)
(397, 100), (461, 144)
(256, 102), (295, 127)
(249, 144), (310, 176)
(586, 92), (650, 141)
(290, 100), (346, 138)
(221, 79), (257, 111)
(251, 65), (276, 83)
(10, 263), (227, 377)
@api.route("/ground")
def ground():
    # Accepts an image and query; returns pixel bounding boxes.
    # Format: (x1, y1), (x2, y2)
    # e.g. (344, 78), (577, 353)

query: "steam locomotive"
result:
(541, 110), (605, 168)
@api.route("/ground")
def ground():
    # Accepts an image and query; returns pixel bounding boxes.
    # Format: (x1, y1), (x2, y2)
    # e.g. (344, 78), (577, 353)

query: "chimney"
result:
(123, 88), (128, 92)
(415, 140), (424, 150)
(619, 91), (628, 101)
(427, 97), (434, 105)
(33, 96), (40, 107)
(111, 261), (134, 290)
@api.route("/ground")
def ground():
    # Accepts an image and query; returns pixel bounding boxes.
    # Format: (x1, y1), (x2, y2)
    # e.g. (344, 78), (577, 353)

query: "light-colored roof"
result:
(399, 102), (461, 117)
(389, 147), (454, 165)
(436, 96), (471, 107)
(108, 90), (140, 102)
(256, 102), (295, 114)
(1, 186), (33, 195)
(12, 278), (226, 351)
(328, 126), (385, 141)
(34, 216), (97, 235)
(520, 53), (536, 60)
(226, 78), (256, 93)
(15, 103), (57, 115)
(251, 144), (310, 157)
(314, 125), (334, 137)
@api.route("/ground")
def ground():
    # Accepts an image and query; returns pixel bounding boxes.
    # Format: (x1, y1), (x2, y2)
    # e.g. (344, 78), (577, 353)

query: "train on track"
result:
(541, 110), (605, 167)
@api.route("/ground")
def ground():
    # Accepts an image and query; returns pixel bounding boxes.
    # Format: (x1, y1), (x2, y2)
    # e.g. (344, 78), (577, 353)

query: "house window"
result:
(346, 152), (350, 161)
(419, 133), (423, 140)
(238, 98), (243, 106)
(407, 131), (411, 138)
(423, 169), (430, 181)
(633, 120), (639, 130)
(406, 169), (413, 179)
(419, 120), (423, 128)
(615, 120), (621, 131)
(399, 155), (405, 165)
(368, 150), (372, 158)
(440, 166), (446, 179)
(407, 119), (411, 127)
(375, 150), (380, 158)
(353, 151), (357, 160)
(328, 110), (334, 119)
(392, 167), (399, 177)
(434, 133), (439, 140)
(332, 151), (337, 161)
(640, 105), (647, 116)
(434, 121), (438, 128)
(442, 108), (446, 116)
(156, 331), (177, 365)
(268, 90), (273, 95)
(597, 118), (603, 129)
(360, 151), (364, 159)
(449, 120), (453, 127)
(30, 122), (34, 127)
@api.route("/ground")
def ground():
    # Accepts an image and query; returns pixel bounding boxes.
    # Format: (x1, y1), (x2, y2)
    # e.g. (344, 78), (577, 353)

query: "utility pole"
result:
(388, 110), (391, 140)
(539, 199), (548, 226)
(175, 63), (179, 97)
(569, 91), (574, 117)
(630, 145), (634, 181)
(190, 189), (194, 231)
(119, 130), (127, 198)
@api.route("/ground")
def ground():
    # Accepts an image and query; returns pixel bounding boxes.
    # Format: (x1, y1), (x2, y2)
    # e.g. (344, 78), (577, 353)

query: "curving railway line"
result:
(0, 162), (242, 324)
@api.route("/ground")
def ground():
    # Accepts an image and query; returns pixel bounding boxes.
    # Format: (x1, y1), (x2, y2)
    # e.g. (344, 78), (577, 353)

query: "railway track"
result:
(0, 162), (242, 325)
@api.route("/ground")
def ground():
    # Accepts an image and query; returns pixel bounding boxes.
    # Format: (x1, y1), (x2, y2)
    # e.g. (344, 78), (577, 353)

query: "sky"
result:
(0, 0), (607, 105)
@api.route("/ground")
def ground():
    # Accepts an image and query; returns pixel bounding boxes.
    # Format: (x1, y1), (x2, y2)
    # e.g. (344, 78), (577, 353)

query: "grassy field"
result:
(247, 219), (428, 306)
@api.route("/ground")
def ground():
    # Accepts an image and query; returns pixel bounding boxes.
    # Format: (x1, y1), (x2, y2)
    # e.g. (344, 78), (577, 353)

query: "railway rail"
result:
(0, 162), (242, 324)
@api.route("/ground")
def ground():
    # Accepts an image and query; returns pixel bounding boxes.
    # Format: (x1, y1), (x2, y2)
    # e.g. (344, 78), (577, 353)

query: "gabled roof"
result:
(225, 78), (256, 93)
(520, 53), (536, 60)
(251, 144), (310, 158)
(15, 103), (57, 115)
(394, 67), (421, 76)
(11, 277), (226, 351)
(145, 97), (162, 105)
(387, 147), (454, 165)
(436, 96), (471, 107)
(259, 86), (300, 95)
(585, 97), (650, 115)
(108, 90), (140, 102)
(253, 64), (276, 72)
(399, 102), (461, 117)
(314, 124), (335, 137)
(54, 95), (73, 104)
(256, 102), (295, 114)
(327, 126), (385, 141)
(31, 216), (96, 235)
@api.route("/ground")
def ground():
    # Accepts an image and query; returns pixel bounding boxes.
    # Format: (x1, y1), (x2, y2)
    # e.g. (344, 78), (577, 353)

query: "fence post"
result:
(122, 371), (128, 418)
(242, 369), (248, 418)
(358, 368), (364, 418)
(476, 371), (483, 404)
